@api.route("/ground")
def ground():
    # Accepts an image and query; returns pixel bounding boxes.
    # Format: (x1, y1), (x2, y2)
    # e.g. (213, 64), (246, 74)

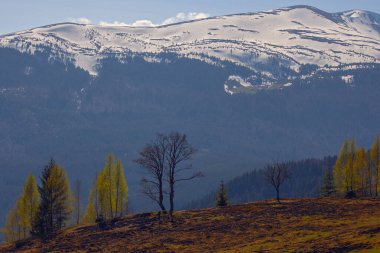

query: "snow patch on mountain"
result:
(341, 75), (354, 84)
(0, 6), (379, 91)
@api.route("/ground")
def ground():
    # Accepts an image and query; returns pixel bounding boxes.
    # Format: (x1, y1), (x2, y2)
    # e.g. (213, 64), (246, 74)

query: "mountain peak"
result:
(0, 5), (379, 76)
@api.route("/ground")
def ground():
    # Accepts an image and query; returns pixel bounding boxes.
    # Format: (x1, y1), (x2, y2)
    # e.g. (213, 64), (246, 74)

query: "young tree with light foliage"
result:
(97, 155), (116, 220)
(83, 173), (99, 224)
(84, 155), (128, 222)
(115, 159), (128, 217)
(2, 204), (22, 242)
(18, 173), (39, 238)
(334, 139), (357, 195)
(2, 173), (39, 242)
(354, 148), (368, 196)
(370, 135), (380, 196)
(334, 139), (349, 193)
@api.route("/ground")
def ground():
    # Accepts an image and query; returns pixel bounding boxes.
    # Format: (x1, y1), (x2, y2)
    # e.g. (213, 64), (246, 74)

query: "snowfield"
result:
(0, 6), (379, 88)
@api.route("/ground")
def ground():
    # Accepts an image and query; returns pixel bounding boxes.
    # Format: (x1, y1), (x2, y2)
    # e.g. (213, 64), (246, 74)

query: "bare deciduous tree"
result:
(166, 132), (203, 218)
(264, 163), (291, 204)
(135, 134), (168, 212)
(136, 132), (203, 219)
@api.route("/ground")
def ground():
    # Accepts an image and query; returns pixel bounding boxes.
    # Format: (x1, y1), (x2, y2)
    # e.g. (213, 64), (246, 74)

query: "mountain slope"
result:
(1, 199), (380, 252)
(0, 6), (380, 235)
(1, 6), (379, 89)
(185, 157), (336, 209)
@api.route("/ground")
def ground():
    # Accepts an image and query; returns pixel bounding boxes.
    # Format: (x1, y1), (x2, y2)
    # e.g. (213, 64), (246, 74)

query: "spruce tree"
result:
(33, 159), (72, 237)
(216, 180), (229, 207)
(320, 168), (335, 197)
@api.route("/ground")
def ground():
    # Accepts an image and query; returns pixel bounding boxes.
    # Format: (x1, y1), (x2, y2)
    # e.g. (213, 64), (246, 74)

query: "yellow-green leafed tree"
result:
(334, 139), (357, 194)
(115, 159), (128, 217)
(2, 173), (39, 242)
(97, 154), (116, 220)
(354, 148), (368, 196)
(83, 175), (99, 224)
(18, 173), (39, 238)
(83, 197), (97, 224)
(86, 154), (128, 221)
(2, 204), (22, 242)
(370, 135), (380, 196)
(334, 139), (350, 194)
(346, 140), (357, 192)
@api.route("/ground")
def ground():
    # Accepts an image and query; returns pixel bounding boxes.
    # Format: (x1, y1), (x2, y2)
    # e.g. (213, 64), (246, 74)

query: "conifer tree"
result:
(320, 168), (335, 197)
(216, 180), (229, 207)
(33, 160), (73, 237)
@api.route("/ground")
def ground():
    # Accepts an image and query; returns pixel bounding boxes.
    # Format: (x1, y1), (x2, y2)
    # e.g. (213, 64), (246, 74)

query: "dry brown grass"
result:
(1, 198), (380, 253)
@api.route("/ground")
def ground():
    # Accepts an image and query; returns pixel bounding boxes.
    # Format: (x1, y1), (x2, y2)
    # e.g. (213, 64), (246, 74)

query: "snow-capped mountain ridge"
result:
(1, 6), (379, 87)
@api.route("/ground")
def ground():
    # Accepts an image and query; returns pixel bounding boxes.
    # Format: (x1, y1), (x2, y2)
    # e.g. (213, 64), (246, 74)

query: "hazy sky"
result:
(1, 0), (379, 35)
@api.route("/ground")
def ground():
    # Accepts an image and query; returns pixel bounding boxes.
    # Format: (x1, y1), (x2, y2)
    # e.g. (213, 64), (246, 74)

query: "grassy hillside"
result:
(1, 198), (380, 252)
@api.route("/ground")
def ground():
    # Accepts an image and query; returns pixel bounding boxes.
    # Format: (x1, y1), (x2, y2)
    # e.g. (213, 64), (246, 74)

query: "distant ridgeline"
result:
(184, 157), (336, 209)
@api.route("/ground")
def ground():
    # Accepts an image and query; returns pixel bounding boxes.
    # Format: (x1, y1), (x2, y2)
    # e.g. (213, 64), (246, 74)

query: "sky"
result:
(1, 0), (379, 35)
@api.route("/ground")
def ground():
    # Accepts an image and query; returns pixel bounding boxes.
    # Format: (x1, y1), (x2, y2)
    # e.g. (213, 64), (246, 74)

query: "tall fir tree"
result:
(216, 180), (229, 207)
(32, 160), (73, 237)
(320, 168), (335, 197)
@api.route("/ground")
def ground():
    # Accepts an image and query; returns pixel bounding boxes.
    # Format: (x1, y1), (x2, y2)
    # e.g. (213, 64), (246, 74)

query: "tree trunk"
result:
(169, 179), (174, 219)
(159, 180), (166, 212)
(276, 188), (281, 204)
